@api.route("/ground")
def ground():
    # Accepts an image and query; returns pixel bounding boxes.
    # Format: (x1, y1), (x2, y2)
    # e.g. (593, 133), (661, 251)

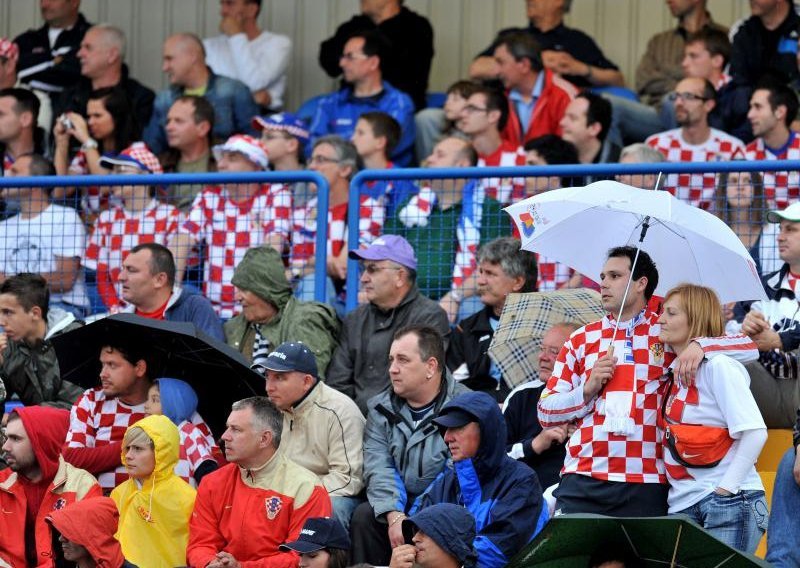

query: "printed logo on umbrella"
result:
(519, 211), (536, 237)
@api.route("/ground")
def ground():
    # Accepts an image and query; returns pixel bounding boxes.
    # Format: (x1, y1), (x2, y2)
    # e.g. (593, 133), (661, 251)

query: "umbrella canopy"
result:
(505, 181), (767, 304)
(50, 314), (264, 437)
(488, 289), (605, 389)
(507, 514), (771, 568)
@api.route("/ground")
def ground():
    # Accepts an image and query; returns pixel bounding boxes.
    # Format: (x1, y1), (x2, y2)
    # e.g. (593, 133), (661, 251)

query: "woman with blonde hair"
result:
(658, 283), (768, 552)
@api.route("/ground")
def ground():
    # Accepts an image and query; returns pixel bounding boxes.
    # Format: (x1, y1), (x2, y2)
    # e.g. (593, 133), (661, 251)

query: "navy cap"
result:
(259, 342), (318, 378)
(432, 407), (477, 429)
(279, 517), (350, 553)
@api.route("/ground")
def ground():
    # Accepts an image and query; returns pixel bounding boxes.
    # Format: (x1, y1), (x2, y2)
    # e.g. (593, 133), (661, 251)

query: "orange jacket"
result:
(188, 451), (331, 568)
(0, 456), (102, 567)
(501, 68), (576, 148)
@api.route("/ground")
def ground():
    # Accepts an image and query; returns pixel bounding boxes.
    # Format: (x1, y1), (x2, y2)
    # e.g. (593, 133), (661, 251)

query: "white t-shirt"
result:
(662, 355), (765, 513)
(0, 204), (88, 307)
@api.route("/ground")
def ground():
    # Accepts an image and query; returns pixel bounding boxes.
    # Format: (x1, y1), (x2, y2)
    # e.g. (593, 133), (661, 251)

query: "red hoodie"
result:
(46, 496), (127, 568)
(0, 407), (101, 567)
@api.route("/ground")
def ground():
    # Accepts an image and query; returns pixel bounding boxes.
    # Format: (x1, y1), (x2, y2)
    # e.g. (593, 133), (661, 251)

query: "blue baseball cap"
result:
(349, 234), (417, 271)
(252, 112), (310, 142)
(258, 341), (318, 378)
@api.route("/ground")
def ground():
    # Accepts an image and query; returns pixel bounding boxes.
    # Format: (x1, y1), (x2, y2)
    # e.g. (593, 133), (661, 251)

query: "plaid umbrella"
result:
(507, 514), (771, 568)
(488, 288), (605, 389)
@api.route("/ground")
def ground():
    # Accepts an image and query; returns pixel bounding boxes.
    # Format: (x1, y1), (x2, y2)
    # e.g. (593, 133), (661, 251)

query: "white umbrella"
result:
(504, 180), (767, 305)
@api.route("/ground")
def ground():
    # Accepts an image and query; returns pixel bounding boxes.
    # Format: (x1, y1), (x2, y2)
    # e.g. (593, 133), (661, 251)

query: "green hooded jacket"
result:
(224, 247), (340, 378)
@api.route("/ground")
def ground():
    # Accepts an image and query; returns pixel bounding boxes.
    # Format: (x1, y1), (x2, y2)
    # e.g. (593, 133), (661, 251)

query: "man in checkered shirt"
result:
(646, 76), (745, 209)
(538, 246), (756, 516)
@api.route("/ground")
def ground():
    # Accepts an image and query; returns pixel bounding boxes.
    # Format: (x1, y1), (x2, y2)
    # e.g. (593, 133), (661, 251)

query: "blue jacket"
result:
(166, 287), (225, 342)
(309, 82), (416, 166)
(412, 391), (547, 568)
(144, 69), (258, 155)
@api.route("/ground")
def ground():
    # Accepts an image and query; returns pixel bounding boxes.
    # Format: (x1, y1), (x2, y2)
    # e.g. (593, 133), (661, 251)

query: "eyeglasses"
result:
(339, 51), (369, 62)
(462, 104), (490, 114)
(309, 155), (341, 165)
(363, 263), (403, 275)
(668, 91), (709, 103)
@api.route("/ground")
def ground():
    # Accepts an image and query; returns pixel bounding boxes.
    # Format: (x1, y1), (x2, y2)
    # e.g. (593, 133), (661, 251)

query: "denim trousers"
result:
(672, 489), (768, 553)
(766, 449), (800, 567)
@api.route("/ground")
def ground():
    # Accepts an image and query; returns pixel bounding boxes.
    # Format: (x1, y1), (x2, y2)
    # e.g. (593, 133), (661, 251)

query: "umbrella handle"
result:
(607, 344), (615, 358)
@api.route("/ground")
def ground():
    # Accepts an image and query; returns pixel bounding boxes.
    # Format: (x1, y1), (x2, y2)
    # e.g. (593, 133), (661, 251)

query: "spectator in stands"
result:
(414, 78), (479, 165)
(490, 31), (576, 148)
(503, 322), (580, 489)
(55, 24), (154, 132)
(111, 415), (196, 567)
(615, 142), (665, 189)
(159, 95), (217, 210)
(730, 0), (800, 88)
(53, 86), (140, 212)
(187, 396), (332, 567)
(291, 136), (383, 316)
(280, 517), (350, 568)
(144, 33), (258, 155)
(13, 0), (91, 99)
(64, 340), (214, 492)
(522, 133), (579, 197)
(352, 111), (418, 217)
(46, 496), (138, 568)
(559, 90), (619, 182)
(310, 31), (416, 167)
(83, 143), (181, 312)
(470, 0), (624, 89)
(744, 81), (800, 210)
(350, 325), (468, 566)
(737, 203), (800, 428)
(391, 504), (477, 568)
(0, 153), (89, 316)
(0, 39), (53, 140)
(446, 237), (537, 401)
(646, 77), (745, 209)
(116, 243), (224, 341)
(538, 246), (756, 517)
(658, 284), (767, 553)
(144, 378), (218, 488)
(203, 0), (291, 111)
(459, 84), (526, 204)
(416, 391), (547, 566)
(0, 273), (83, 408)
(172, 134), (290, 319)
(225, 246), (340, 376)
(0, 88), (40, 173)
(261, 341), (365, 528)
(318, 0), (433, 111)
(765, 406), (800, 567)
(326, 235), (450, 415)
(388, 136), (510, 322)
(254, 111), (308, 172)
(0, 406), (101, 567)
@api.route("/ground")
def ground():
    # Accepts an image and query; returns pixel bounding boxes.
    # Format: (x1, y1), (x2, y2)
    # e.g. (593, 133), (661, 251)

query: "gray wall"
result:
(0, 0), (752, 110)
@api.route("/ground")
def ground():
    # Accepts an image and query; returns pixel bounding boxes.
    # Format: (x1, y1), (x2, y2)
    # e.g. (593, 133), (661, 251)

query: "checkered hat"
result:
(252, 112), (310, 142)
(0, 38), (18, 60)
(99, 142), (163, 174)
(213, 134), (269, 170)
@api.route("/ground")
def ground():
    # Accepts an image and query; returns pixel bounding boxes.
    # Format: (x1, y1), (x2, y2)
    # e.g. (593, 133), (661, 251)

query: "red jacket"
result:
(501, 68), (576, 148)
(188, 452), (331, 568)
(0, 457), (102, 567)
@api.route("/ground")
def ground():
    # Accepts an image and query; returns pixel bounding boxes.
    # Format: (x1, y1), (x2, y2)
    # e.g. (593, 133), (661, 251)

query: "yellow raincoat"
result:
(111, 414), (196, 567)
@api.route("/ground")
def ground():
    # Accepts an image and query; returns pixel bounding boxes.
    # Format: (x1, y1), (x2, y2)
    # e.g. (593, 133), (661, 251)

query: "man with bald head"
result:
(54, 24), (154, 132)
(144, 33), (258, 155)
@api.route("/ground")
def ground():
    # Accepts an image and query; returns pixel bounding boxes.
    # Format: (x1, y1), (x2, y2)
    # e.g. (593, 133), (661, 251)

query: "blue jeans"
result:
(673, 489), (768, 553)
(331, 495), (362, 531)
(767, 449), (800, 567)
(603, 93), (666, 146)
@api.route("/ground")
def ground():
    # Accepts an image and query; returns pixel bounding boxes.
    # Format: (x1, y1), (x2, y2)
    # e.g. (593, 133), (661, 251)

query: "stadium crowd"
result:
(1, 0), (800, 566)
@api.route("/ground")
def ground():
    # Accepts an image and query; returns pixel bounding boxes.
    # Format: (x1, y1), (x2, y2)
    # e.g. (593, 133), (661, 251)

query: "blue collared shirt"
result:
(509, 71), (545, 132)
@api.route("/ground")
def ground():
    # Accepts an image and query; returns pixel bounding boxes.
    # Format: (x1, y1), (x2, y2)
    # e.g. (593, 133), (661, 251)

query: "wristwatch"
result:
(81, 138), (99, 151)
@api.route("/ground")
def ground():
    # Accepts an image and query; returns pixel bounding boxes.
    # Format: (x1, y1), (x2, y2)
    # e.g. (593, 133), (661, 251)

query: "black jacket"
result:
(14, 13), (92, 94)
(730, 8), (800, 87)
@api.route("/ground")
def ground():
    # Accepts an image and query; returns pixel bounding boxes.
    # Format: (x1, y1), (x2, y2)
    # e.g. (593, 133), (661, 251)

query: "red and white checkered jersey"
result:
(173, 420), (216, 488)
(645, 128), (745, 209)
(476, 140), (526, 204)
(536, 253), (573, 291)
(68, 151), (118, 213)
(538, 309), (757, 484)
(84, 199), (183, 308)
(744, 133), (800, 209)
(291, 195), (384, 264)
(181, 184), (292, 318)
(66, 388), (217, 490)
